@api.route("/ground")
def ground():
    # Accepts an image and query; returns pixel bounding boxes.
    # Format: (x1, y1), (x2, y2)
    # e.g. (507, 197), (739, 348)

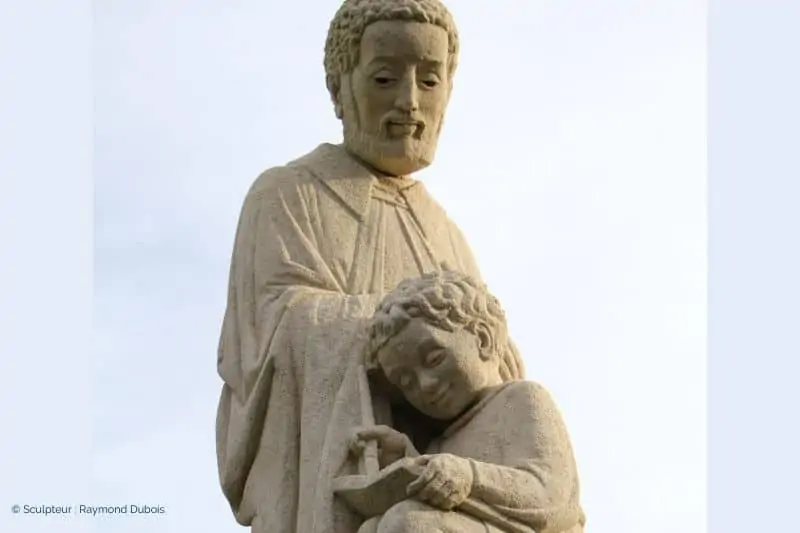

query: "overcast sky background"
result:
(91, 1), (706, 532)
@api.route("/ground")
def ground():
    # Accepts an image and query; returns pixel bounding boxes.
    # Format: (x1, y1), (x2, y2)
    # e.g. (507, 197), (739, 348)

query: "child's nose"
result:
(418, 373), (439, 393)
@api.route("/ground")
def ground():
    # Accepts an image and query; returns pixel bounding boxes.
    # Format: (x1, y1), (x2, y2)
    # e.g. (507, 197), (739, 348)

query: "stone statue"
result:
(214, 1), (575, 532)
(338, 271), (585, 533)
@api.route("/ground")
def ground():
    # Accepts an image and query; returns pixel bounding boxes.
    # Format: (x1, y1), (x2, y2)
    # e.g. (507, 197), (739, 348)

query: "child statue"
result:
(346, 271), (585, 533)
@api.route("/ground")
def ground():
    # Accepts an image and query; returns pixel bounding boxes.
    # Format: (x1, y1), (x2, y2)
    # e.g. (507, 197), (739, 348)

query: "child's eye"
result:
(424, 350), (445, 368)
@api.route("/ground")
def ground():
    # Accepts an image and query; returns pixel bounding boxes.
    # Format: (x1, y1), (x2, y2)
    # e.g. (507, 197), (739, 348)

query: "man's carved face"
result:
(339, 20), (451, 177)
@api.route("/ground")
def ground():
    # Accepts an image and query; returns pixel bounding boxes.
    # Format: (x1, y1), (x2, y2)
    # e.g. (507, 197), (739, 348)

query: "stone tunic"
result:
(427, 381), (585, 533)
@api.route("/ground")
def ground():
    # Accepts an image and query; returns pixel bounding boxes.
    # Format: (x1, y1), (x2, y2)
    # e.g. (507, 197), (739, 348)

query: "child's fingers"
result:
(406, 466), (435, 495)
(356, 425), (395, 441)
(348, 437), (366, 455)
(418, 474), (448, 506)
(437, 481), (459, 510)
(413, 455), (432, 466)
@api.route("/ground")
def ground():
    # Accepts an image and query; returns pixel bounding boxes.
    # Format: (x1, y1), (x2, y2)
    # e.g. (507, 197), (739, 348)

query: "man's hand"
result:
(406, 454), (473, 510)
(348, 425), (419, 469)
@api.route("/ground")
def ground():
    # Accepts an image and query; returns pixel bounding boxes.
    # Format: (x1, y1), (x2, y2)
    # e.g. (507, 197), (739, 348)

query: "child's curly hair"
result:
(366, 271), (524, 381)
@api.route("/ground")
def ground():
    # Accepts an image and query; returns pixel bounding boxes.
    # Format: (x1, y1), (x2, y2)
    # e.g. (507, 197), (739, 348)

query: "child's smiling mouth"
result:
(428, 386), (450, 407)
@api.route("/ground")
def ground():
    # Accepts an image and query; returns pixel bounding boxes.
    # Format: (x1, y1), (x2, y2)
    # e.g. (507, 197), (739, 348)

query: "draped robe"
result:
(215, 143), (492, 533)
(426, 380), (585, 533)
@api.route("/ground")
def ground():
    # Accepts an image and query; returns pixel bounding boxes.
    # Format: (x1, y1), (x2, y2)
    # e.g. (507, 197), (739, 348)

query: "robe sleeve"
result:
(465, 382), (585, 533)
(215, 168), (379, 526)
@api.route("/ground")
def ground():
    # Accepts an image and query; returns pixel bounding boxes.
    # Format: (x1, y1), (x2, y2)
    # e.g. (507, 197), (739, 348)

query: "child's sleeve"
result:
(466, 381), (585, 532)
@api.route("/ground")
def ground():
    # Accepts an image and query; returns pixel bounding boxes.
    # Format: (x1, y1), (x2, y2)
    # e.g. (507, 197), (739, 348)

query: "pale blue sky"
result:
(7, 1), (711, 532)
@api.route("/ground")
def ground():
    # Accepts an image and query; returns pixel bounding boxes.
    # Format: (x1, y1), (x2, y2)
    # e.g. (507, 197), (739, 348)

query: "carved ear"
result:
(326, 75), (343, 119)
(475, 323), (495, 361)
(332, 82), (343, 119)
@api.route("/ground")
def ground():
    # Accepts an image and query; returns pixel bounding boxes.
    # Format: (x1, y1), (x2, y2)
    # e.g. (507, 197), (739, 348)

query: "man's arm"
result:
(216, 167), (378, 525)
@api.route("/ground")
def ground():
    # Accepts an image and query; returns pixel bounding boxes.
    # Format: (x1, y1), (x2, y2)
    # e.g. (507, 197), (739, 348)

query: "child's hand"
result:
(348, 425), (418, 468)
(406, 454), (473, 510)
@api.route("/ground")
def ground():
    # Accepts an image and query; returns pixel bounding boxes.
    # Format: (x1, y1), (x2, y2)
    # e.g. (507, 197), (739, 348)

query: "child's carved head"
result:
(367, 271), (521, 420)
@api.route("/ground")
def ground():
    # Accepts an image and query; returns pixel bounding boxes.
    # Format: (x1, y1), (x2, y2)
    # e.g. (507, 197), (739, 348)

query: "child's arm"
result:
(468, 459), (572, 513)
(409, 382), (583, 531)
(464, 382), (583, 531)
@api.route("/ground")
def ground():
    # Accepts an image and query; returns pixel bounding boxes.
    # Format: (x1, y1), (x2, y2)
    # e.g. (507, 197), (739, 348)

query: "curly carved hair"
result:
(324, 0), (460, 103)
(366, 271), (525, 382)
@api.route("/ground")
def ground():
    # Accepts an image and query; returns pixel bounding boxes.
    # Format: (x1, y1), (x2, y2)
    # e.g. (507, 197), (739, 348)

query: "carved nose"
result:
(418, 373), (439, 394)
(395, 79), (419, 112)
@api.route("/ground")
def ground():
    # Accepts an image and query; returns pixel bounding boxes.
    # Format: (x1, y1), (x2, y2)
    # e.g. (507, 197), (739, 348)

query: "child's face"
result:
(376, 318), (502, 420)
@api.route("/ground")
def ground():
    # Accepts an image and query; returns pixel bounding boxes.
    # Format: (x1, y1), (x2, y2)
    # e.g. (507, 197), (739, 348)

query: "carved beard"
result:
(340, 76), (443, 177)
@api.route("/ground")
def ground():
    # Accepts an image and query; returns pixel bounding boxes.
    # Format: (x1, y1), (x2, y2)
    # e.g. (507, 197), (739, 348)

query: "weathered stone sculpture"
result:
(339, 271), (585, 533)
(215, 1), (580, 532)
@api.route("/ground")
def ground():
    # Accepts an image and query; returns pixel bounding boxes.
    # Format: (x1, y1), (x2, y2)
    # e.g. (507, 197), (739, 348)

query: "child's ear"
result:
(475, 323), (495, 361)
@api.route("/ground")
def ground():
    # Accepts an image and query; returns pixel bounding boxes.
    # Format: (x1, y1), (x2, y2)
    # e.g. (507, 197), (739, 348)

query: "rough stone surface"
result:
(215, 1), (584, 531)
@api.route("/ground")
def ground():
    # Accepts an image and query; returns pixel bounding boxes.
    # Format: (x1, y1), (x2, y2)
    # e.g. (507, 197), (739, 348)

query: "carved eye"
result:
(424, 350), (446, 368)
(374, 76), (394, 86)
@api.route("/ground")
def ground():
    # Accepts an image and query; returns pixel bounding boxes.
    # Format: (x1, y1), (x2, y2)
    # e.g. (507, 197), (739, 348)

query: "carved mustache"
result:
(382, 116), (426, 138)
(383, 116), (425, 129)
